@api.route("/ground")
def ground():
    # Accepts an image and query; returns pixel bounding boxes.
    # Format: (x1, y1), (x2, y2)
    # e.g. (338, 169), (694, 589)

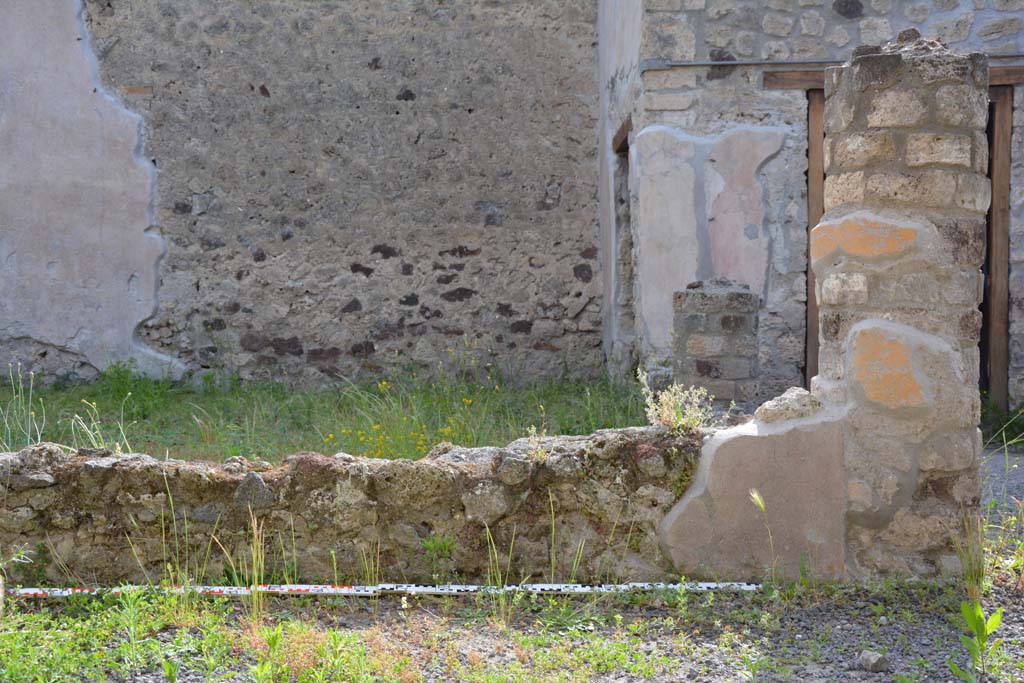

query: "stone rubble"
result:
(0, 428), (700, 585)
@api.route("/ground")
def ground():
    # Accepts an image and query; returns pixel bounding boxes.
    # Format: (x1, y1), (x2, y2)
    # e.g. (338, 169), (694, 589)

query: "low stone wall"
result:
(0, 428), (698, 586)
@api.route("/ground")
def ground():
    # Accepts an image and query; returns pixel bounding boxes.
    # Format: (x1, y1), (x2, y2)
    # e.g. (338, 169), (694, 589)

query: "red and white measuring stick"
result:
(11, 581), (759, 599)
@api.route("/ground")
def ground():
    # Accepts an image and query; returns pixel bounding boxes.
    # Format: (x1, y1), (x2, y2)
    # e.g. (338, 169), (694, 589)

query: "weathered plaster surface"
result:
(0, 0), (180, 378)
(660, 408), (848, 581)
(630, 126), (700, 362)
(598, 0), (643, 376)
(629, 124), (783, 374)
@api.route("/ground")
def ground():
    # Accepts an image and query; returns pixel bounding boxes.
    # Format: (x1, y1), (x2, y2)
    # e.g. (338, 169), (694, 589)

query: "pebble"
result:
(857, 650), (890, 673)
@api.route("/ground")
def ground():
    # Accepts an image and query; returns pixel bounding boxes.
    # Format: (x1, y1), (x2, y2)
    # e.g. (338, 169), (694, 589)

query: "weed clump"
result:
(637, 369), (716, 436)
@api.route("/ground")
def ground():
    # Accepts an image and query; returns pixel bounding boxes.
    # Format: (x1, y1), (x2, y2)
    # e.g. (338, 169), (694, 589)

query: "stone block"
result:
(734, 334), (758, 356)
(867, 91), (927, 128)
(832, 132), (895, 169)
(800, 11), (825, 36)
(935, 84), (989, 128)
(717, 313), (756, 334)
(762, 13), (795, 37)
(823, 171), (865, 210)
(643, 69), (698, 90)
(819, 272), (869, 305)
(851, 53), (905, 92)
(702, 380), (739, 401)
(954, 173), (991, 213)
(720, 358), (753, 380)
(827, 26), (851, 47)
(932, 11), (975, 44)
(810, 213), (918, 265)
(825, 89), (855, 134)
(904, 3), (930, 23)
(686, 335), (728, 357)
(977, 17), (1023, 42)
(865, 170), (958, 207)
(905, 134), (972, 168)
(643, 13), (696, 61)
(859, 17), (893, 46)
(849, 326), (926, 411)
(692, 359), (722, 378)
(754, 386), (823, 423)
(907, 54), (973, 84)
(918, 430), (981, 472)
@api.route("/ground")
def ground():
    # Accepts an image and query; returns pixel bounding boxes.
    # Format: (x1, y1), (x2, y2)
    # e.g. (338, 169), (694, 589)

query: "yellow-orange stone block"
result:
(851, 328), (925, 409)
(810, 217), (917, 263)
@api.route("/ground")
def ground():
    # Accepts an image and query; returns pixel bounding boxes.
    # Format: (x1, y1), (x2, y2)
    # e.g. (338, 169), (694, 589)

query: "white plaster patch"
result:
(0, 0), (182, 377)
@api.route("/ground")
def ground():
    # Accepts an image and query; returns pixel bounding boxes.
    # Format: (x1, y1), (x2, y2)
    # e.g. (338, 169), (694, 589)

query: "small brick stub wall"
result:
(673, 279), (759, 405)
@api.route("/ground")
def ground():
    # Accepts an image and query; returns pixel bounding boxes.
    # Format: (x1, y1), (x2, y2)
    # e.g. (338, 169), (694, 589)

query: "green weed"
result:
(949, 600), (1004, 682)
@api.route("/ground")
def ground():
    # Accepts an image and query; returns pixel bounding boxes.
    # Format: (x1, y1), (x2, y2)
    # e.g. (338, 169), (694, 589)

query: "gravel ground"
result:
(984, 446), (1024, 509)
(102, 574), (1022, 683)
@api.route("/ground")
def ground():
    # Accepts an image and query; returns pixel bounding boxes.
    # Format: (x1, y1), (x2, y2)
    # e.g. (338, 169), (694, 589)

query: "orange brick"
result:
(811, 216), (917, 264)
(850, 328), (924, 410)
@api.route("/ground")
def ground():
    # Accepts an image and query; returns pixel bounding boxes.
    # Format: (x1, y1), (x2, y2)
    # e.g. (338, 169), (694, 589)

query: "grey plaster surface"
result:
(0, 0), (181, 378)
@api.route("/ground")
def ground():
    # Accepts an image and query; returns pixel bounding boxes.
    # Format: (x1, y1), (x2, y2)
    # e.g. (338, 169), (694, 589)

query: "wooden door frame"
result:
(985, 86), (1012, 410)
(767, 70), (1017, 406)
(806, 90), (825, 386)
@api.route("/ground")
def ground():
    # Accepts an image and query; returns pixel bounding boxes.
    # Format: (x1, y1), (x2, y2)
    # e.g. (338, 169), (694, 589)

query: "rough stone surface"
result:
(599, 0), (1024, 404)
(8, 0), (1023, 400)
(857, 650), (891, 673)
(754, 387), (823, 423)
(0, 430), (700, 584)
(673, 279), (760, 405)
(661, 37), (989, 582)
(21, 0), (603, 383)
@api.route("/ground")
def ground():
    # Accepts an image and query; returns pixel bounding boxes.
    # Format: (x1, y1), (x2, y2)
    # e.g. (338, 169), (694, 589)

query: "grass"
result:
(0, 363), (645, 461)
(1, 568), (1019, 683)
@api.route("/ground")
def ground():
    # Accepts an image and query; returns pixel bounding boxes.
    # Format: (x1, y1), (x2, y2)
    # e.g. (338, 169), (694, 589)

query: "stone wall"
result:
(4, 0), (602, 383)
(0, 429), (698, 585)
(600, 0), (1024, 401)
(815, 34), (987, 575)
(660, 35), (987, 580)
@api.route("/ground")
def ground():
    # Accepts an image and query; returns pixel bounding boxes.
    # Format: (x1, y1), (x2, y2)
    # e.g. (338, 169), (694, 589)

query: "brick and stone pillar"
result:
(812, 31), (988, 574)
(673, 279), (759, 405)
